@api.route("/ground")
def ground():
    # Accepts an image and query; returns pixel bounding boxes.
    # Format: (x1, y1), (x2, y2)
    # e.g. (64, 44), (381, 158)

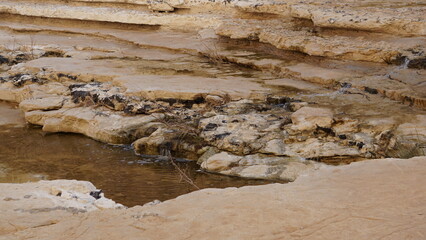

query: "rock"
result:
(196, 146), (220, 164)
(396, 115), (426, 142)
(0, 81), (68, 103)
(0, 180), (122, 236)
(95, 198), (124, 209)
(133, 127), (169, 155)
(197, 28), (218, 39)
(0, 0), (220, 30)
(202, 152), (320, 180)
(19, 96), (66, 112)
(238, 165), (270, 179)
(291, 107), (334, 132)
(201, 152), (242, 172)
(133, 126), (206, 160)
(148, 0), (174, 12)
(261, 139), (286, 155)
(199, 113), (286, 155)
(1, 157), (426, 239)
(25, 107), (164, 144)
(284, 138), (361, 159)
(333, 118), (359, 134)
(288, 102), (308, 112)
(21, 57), (268, 101)
(205, 95), (224, 105)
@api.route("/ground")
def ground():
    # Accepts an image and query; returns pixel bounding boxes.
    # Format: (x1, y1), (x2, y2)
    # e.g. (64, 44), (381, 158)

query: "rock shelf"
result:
(0, 0), (425, 181)
(0, 0), (425, 239)
(1, 157), (425, 239)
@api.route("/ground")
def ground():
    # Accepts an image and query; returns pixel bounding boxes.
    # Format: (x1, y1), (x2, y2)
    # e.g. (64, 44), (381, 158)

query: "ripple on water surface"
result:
(0, 125), (274, 207)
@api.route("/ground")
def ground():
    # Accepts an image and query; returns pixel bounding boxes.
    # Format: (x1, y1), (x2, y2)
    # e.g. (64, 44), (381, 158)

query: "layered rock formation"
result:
(0, 0), (425, 180)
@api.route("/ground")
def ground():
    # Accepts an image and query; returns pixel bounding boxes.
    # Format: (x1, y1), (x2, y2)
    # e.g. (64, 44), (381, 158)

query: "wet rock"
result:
(407, 57), (426, 69)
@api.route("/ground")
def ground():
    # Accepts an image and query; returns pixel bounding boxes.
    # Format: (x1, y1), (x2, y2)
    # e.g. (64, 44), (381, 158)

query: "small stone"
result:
(291, 107), (334, 132)
(262, 139), (286, 155)
(201, 152), (242, 172)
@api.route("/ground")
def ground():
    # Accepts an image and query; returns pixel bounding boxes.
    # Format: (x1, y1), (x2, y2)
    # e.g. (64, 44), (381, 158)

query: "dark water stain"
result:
(0, 125), (274, 207)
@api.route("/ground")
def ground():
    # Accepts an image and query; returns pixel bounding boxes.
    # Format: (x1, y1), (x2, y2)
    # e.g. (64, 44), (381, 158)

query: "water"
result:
(0, 125), (274, 207)
(385, 57), (411, 79)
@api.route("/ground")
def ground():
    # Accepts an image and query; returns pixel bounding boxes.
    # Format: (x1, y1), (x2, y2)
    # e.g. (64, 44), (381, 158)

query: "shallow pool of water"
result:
(0, 124), (274, 207)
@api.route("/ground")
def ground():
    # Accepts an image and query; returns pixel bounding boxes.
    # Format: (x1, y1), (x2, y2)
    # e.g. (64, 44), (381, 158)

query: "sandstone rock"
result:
(261, 139), (286, 156)
(204, 95), (224, 105)
(202, 152), (320, 180)
(21, 57), (269, 101)
(133, 125), (206, 160)
(291, 107), (334, 132)
(0, 1), (220, 30)
(284, 138), (361, 159)
(332, 118), (359, 133)
(0, 180), (122, 236)
(201, 152), (242, 172)
(25, 107), (164, 144)
(196, 146), (220, 164)
(2, 157), (426, 239)
(19, 96), (66, 112)
(148, 0), (174, 12)
(237, 165), (270, 179)
(199, 113), (286, 155)
(396, 115), (426, 142)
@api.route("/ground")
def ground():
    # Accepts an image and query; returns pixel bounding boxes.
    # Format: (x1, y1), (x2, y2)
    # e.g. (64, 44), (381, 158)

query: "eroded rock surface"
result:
(0, 0), (424, 180)
(0, 180), (123, 236)
(1, 157), (425, 239)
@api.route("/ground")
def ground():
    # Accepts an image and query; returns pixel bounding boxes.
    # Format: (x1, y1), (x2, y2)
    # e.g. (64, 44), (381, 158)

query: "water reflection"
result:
(0, 125), (274, 206)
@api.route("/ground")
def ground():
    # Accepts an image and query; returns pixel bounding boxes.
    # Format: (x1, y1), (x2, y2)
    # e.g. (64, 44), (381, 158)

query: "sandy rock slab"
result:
(201, 151), (320, 181)
(0, 180), (123, 236)
(21, 57), (268, 101)
(1, 157), (425, 240)
(25, 107), (164, 144)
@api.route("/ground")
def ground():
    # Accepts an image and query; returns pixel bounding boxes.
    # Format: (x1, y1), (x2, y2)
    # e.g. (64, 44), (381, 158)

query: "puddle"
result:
(0, 124), (274, 207)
